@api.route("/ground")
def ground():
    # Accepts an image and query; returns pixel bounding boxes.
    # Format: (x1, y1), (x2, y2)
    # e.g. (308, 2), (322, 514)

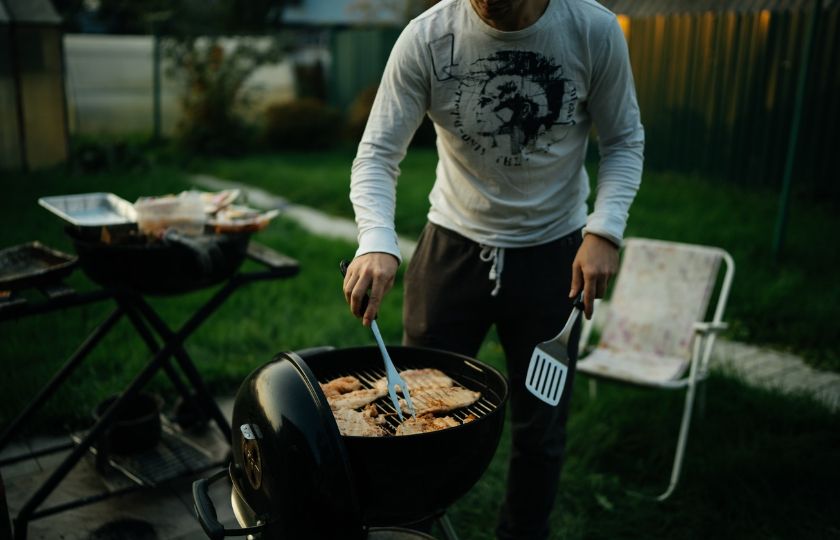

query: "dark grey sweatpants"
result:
(402, 222), (582, 540)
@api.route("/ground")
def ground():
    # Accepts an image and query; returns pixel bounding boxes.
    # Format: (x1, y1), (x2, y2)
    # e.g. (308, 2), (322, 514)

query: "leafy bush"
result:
(262, 98), (341, 151)
(345, 84), (379, 143)
(69, 137), (154, 174)
(164, 37), (283, 156)
(345, 84), (436, 148)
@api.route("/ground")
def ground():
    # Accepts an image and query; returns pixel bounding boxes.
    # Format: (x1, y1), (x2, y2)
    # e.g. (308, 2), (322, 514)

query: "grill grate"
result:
(320, 364), (497, 436)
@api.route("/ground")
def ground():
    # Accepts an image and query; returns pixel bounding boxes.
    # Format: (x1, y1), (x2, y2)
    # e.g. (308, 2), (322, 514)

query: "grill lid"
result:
(230, 351), (364, 539)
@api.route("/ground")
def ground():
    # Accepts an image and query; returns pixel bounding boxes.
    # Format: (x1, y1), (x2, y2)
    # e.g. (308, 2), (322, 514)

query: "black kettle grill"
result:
(193, 346), (509, 539)
(65, 227), (251, 296)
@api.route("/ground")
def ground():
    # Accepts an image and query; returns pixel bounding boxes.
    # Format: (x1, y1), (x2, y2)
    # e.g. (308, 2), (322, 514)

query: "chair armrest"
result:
(692, 321), (728, 335)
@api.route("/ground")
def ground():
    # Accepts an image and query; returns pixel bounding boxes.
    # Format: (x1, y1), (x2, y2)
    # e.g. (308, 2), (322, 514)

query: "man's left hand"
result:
(569, 234), (619, 319)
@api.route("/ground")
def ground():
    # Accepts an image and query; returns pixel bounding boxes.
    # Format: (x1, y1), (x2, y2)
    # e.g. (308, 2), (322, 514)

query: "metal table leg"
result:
(7, 246), (300, 538)
(12, 337), (184, 540)
(0, 307), (124, 459)
(118, 299), (203, 419)
(125, 289), (240, 443)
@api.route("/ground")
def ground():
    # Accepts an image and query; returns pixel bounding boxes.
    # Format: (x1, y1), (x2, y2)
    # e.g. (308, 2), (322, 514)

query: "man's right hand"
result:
(342, 253), (400, 326)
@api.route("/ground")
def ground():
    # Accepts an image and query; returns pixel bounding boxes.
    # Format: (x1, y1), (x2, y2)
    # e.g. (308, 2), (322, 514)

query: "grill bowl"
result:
(305, 346), (508, 526)
(227, 347), (508, 538)
(65, 227), (249, 295)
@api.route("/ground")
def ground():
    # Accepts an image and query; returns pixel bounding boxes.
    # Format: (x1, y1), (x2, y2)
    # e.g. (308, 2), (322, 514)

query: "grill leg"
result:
(119, 301), (205, 422)
(12, 346), (173, 540)
(437, 514), (460, 540)
(0, 307), (123, 453)
(126, 293), (234, 442)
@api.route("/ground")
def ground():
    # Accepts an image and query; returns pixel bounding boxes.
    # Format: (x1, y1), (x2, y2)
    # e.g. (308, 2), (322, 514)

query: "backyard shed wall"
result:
(0, 0), (68, 172)
(328, 28), (400, 112)
(0, 4), (22, 170)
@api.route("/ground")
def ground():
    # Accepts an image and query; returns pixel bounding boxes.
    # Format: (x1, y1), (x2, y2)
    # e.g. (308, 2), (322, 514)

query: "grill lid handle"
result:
(193, 467), (267, 539)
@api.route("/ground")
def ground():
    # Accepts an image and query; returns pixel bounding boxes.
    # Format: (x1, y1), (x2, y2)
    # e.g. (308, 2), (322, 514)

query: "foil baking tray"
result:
(0, 242), (78, 290)
(39, 193), (138, 229)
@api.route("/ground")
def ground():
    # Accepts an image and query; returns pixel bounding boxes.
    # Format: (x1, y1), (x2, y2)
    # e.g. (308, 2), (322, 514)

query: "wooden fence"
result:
(618, 2), (840, 195)
(326, 3), (839, 195)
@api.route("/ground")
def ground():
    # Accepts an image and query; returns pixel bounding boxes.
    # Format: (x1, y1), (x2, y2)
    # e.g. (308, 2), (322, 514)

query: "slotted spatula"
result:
(525, 295), (585, 406)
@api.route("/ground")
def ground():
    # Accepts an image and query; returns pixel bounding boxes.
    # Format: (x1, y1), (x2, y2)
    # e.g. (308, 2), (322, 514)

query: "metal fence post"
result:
(772, 0), (821, 259)
(152, 28), (161, 141)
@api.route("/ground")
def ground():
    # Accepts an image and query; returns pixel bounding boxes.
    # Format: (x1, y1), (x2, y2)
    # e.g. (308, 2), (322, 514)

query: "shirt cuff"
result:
(582, 213), (625, 248)
(355, 226), (403, 264)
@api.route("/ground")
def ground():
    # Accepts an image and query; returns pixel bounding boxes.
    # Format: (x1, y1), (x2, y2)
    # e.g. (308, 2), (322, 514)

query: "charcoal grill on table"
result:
(0, 235), (299, 540)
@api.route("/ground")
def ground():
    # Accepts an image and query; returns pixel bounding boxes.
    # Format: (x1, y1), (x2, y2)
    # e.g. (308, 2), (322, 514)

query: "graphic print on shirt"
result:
(451, 50), (578, 167)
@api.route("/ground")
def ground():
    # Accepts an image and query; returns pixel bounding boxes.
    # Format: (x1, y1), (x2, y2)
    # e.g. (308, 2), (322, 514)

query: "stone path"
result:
(712, 340), (840, 411)
(191, 174), (840, 414)
(191, 174), (418, 260)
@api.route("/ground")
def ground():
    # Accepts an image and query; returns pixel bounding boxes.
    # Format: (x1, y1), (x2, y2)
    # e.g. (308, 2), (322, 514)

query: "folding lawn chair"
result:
(577, 237), (735, 501)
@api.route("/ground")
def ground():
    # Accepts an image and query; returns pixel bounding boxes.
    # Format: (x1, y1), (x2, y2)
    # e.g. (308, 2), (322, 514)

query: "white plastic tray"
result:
(39, 193), (138, 228)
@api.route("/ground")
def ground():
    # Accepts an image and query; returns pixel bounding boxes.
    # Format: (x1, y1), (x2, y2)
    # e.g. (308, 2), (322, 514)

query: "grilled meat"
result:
(363, 403), (387, 424)
(320, 375), (363, 398)
(373, 368), (455, 395)
(396, 414), (460, 436)
(332, 407), (385, 437)
(324, 368), (478, 437)
(328, 387), (386, 410)
(400, 386), (481, 416)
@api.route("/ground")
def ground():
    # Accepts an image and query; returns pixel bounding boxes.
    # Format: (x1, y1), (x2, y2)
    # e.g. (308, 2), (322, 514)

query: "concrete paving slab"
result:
(717, 349), (799, 377)
(812, 373), (840, 391)
(0, 440), (40, 480)
(745, 362), (806, 386)
(15, 486), (202, 540)
(4, 445), (223, 540)
(774, 369), (830, 393)
(711, 339), (766, 363)
(5, 450), (113, 513)
(813, 381), (840, 412)
(27, 433), (74, 472)
(2, 407), (236, 540)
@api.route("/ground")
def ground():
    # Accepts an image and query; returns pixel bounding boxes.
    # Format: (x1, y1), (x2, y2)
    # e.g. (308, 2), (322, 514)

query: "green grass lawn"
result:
(202, 148), (840, 371)
(1, 161), (838, 539)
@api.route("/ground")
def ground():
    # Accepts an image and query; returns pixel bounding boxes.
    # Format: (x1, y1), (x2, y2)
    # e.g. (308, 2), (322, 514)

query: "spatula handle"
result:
(555, 293), (585, 341)
(572, 293), (585, 311)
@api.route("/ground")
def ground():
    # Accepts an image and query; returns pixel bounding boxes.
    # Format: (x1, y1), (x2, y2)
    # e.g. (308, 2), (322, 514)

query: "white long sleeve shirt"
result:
(351, 0), (644, 261)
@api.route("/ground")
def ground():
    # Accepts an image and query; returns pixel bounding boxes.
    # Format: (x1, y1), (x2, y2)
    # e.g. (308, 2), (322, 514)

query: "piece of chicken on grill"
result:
(395, 414), (460, 436)
(400, 386), (481, 416)
(319, 375), (363, 398)
(327, 387), (387, 410)
(332, 407), (385, 437)
(373, 368), (455, 395)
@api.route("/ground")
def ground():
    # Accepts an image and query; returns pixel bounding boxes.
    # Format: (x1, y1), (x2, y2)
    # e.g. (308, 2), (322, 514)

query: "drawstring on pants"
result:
(479, 245), (505, 297)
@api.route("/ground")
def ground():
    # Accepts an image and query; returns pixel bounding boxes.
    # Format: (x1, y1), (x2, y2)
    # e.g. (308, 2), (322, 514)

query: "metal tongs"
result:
(340, 260), (416, 420)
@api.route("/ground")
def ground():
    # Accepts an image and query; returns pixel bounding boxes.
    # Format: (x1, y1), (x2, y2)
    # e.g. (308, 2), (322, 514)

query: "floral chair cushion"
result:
(598, 238), (723, 361)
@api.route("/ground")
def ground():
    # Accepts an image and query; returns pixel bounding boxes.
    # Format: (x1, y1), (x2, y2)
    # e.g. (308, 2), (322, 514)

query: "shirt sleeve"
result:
(350, 21), (430, 263)
(584, 16), (645, 247)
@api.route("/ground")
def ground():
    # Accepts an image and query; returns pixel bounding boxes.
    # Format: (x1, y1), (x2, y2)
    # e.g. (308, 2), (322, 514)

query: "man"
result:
(343, 0), (644, 537)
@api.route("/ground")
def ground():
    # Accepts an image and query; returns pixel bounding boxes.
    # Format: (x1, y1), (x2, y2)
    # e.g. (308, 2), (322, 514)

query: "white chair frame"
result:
(577, 238), (735, 501)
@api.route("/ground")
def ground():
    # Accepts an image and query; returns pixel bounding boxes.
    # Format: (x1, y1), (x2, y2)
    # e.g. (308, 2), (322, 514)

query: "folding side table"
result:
(0, 241), (299, 540)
